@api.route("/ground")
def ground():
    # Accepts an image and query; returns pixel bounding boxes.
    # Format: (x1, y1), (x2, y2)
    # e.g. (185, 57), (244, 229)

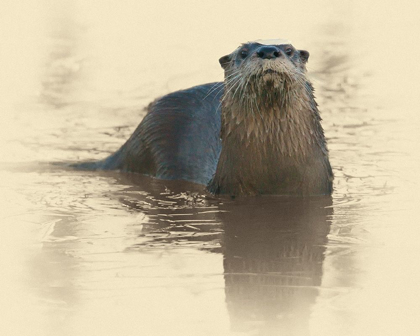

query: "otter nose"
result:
(256, 46), (281, 59)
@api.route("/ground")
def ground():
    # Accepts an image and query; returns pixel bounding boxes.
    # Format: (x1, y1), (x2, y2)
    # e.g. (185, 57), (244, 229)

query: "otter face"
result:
(219, 41), (309, 85)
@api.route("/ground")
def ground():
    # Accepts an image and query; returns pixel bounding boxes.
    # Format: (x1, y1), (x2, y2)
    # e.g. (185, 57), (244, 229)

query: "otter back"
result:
(76, 83), (223, 185)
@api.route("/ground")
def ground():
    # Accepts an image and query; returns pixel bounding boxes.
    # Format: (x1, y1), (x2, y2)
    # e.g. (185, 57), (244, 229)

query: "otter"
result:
(76, 39), (333, 196)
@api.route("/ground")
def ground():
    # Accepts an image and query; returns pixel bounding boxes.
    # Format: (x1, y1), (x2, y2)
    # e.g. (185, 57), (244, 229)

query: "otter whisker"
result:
(231, 76), (246, 103)
(230, 63), (254, 106)
(212, 74), (240, 107)
(218, 75), (243, 111)
(202, 82), (223, 101)
(202, 70), (243, 102)
(221, 75), (242, 101)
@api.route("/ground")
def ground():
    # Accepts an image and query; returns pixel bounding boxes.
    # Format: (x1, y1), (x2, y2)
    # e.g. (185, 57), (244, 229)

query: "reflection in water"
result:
(106, 173), (332, 334)
(103, 172), (223, 251)
(220, 198), (331, 335)
(27, 215), (81, 334)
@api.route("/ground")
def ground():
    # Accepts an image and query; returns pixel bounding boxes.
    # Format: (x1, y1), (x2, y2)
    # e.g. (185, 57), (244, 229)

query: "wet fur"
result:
(207, 44), (333, 196)
(76, 42), (333, 196)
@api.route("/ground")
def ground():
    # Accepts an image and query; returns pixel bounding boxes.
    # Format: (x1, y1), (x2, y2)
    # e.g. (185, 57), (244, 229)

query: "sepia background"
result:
(1, 0), (420, 335)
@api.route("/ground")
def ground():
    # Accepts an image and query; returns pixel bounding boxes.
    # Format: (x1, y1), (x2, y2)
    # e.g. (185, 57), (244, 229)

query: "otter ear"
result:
(219, 54), (231, 70)
(299, 50), (310, 64)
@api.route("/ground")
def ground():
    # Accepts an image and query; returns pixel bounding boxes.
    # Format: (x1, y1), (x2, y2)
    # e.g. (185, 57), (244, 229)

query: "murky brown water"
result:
(1, 1), (420, 335)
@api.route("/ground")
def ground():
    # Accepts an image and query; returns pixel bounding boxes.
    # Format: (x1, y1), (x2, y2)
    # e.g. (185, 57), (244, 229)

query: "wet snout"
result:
(255, 46), (282, 60)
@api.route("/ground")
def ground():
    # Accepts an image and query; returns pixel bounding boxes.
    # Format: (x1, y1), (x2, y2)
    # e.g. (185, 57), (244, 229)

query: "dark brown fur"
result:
(206, 42), (333, 196)
(75, 41), (333, 197)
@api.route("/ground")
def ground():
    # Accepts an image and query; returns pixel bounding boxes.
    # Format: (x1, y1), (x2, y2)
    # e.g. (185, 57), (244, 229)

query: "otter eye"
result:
(285, 48), (293, 56)
(240, 50), (248, 59)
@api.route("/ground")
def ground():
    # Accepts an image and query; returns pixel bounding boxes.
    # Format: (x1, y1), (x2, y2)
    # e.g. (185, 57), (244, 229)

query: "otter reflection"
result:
(99, 172), (331, 334)
(219, 197), (332, 335)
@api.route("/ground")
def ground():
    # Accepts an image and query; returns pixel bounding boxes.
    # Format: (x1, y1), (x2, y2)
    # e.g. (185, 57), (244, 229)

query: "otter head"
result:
(219, 40), (310, 98)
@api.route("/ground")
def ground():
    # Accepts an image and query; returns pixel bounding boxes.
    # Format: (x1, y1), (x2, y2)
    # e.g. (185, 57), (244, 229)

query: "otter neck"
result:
(207, 82), (329, 196)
